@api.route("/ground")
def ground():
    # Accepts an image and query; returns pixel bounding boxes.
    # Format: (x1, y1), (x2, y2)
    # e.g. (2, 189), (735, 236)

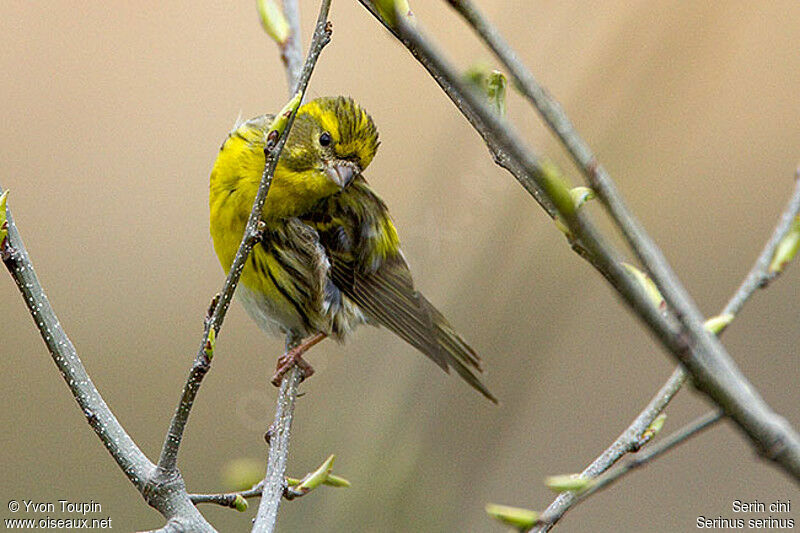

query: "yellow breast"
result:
(208, 119), (334, 336)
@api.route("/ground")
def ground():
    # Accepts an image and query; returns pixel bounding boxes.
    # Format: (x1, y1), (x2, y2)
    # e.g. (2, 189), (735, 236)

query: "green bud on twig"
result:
(541, 161), (575, 219)
(295, 454), (335, 493)
(322, 474), (351, 487)
(0, 189), (8, 247)
(570, 186), (595, 210)
(622, 263), (665, 311)
(768, 216), (800, 275)
(204, 327), (216, 360)
(553, 216), (571, 237)
(704, 313), (734, 335)
(286, 454), (350, 499)
(463, 62), (491, 89)
(463, 64), (507, 116)
(640, 413), (667, 443)
(287, 473), (351, 488)
(266, 91), (303, 148)
(486, 70), (507, 117)
(375, 0), (414, 28)
(256, 0), (290, 45)
(544, 474), (595, 493)
(485, 503), (540, 529)
(233, 494), (248, 512)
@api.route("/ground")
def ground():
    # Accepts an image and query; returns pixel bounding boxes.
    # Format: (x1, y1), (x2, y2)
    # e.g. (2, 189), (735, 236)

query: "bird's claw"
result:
(271, 348), (315, 386)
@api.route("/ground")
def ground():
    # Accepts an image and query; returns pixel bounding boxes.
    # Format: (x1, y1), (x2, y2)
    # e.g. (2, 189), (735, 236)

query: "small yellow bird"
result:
(209, 96), (495, 402)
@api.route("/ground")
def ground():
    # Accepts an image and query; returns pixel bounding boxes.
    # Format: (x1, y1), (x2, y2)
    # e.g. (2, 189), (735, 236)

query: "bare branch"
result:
(0, 192), (150, 487)
(280, 0), (304, 93)
(359, 0), (800, 481)
(254, 362), (303, 530)
(191, 482), (263, 510)
(1, 194), (213, 531)
(252, 2), (333, 532)
(449, 0), (800, 480)
(553, 411), (723, 518)
(157, 0), (330, 491)
(357, 3), (557, 219)
(722, 169), (800, 318)
(1, 0), (333, 529)
(533, 174), (800, 529)
(157, 87), (304, 477)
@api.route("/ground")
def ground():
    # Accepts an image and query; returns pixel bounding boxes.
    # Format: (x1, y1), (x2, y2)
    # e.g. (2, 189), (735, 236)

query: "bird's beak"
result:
(325, 163), (357, 189)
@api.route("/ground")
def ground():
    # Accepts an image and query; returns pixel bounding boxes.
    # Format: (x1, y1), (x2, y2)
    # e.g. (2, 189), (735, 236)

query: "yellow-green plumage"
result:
(209, 96), (495, 402)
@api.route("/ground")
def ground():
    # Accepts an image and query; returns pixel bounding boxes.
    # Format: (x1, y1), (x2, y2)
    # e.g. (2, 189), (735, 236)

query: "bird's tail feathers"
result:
(420, 295), (498, 404)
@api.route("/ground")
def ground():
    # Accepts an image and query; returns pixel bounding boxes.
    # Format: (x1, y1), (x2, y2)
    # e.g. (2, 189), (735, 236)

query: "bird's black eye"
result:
(319, 132), (332, 147)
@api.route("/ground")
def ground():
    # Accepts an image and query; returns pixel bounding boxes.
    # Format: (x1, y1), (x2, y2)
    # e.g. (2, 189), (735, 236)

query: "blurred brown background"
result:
(1, 1), (798, 531)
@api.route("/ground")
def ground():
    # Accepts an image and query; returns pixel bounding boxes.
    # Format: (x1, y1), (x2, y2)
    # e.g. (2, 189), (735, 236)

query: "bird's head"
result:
(279, 96), (380, 191)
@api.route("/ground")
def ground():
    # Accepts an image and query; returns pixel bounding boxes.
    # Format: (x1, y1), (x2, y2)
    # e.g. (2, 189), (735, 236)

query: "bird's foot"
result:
(270, 332), (327, 386)
(271, 353), (314, 386)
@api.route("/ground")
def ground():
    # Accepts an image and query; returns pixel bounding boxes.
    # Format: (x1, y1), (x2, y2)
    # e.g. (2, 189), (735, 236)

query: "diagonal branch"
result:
(280, 0), (305, 93)
(563, 411), (723, 513)
(157, 86), (304, 476)
(252, 2), (333, 532)
(533, 173), (800, 530)
(721, 168), (800, 318)
(157, 0), (331, 486)
(359, 4), (557, 220)
(0, 189), (153, 485)
(1, 197), (213, 531)
(445, 0), (599, 180)
(358, 0), (800, 481)
(1, 1), (332, 530)
(444, 0), (800, 480)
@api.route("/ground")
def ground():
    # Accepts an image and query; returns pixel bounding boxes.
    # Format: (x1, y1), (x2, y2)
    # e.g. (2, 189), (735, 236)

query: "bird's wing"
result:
(304, 177), (496, 402)
(252, 215), (335, 336)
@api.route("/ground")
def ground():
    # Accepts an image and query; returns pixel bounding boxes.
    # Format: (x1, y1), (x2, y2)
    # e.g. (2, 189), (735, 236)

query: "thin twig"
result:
(251, 2), (333, 532)
(532, 174), (800, 530)
(280, 0), (304, 93)
(192, 454), (348, 509)
(157, 78), (303, 476)
(584, 48), (800, 481)
(191, 482), (264, 509)
(446, 0), (800, 480)
(722, 168), (800, 318)
(357, 2), (665, 359)
(254, 359), (303, 531)
(356, 3), (557, 220)
(359, 2), (642, 300)
(448, 0), (800, 523)
(360, 1), (800, 481)
(404, 10), (689, 358)
(445, 0), (594, 180)
(1, 197), (214, 531)
(156, 0), (333, 478)
(191, 453), (347, 508)
(0, 1), (332, 530)
(0, 191), (150, 489)
(557, 411), (723, 515)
